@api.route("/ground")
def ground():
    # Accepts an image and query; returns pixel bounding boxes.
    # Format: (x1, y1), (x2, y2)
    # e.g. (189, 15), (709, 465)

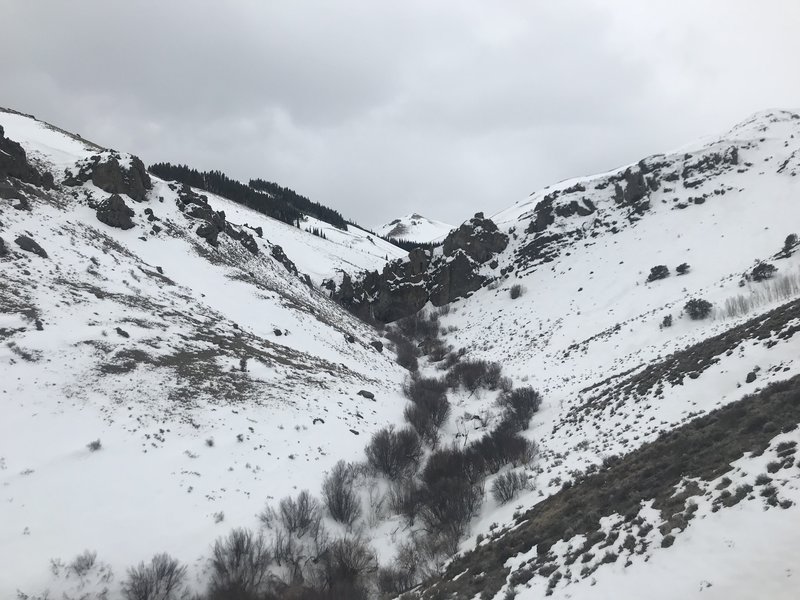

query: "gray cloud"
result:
(3, 0), (798, 226)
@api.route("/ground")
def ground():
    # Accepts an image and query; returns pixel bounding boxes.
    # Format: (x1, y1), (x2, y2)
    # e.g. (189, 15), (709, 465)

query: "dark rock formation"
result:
(115, 327), (130, 338)
(370, 341), (384, 353)
(15, 235), (48, 258)
(0, 125), (54, 188)
(65, 152), (151, 202)
(196, 222), (220, 246)
(271, 245), (299, 275)
(328, 214), (508, 322)
(96, 194), (135, 229)
(442, 213), (508, 263)
(0, 236), (6, 256)
(357, 390), (375, 400)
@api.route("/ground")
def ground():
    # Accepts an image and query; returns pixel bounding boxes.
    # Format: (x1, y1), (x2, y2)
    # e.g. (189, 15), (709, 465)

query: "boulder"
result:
(196, 222), (220, 246)
(14, 235), (48, 258)
(65, 152), (151, 202)
(357, 390), (375, 400)
(0, 125), (53, 188)
(96, 194), (135, 229)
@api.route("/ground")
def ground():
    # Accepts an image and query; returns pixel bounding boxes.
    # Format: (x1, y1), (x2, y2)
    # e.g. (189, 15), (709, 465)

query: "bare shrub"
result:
(378, 565), (416, 597)
(472, 426), (538, 474)
(497, 387), (542, 431)
(279, 490), (321, 537)
(418, 477), (484, 549)
(491, 471), (531, 504)
(447, 359), (504, 393)
(87, 439), (102, 452)
(721, 268), (800, 319)
(404, 399), (450, 446)
(309, 535), (377, 600)
(390, 333), (419, 372)
(122, 553), (188, 600)
(207, 528), (273, 600)
(396, 310), (440, 341)
(68, 550), (97, 577)
(509, 284), (525, 299)
(388, 478), (422, 524)
(365, 427), (423, 480)
(422, 446), (484, 488)
(322, 460), (362, 526)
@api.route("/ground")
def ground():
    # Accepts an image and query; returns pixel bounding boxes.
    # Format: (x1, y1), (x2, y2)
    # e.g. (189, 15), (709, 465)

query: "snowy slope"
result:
(4, 107), (800, 600)
(377, 213), (453, 243)
(0, 109), (409, 597)
(403, 109), (800, 598)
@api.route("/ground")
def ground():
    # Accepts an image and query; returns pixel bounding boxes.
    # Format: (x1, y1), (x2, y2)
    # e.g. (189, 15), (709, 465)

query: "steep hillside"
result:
(377, 213), (453, 244)
(0, 108), (408, 597)
(383, 109), (800, 598)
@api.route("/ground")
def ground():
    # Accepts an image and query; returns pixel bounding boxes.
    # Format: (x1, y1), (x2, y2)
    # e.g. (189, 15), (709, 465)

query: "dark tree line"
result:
(250, 178), (347, 230)
(148, 162), (348, 230)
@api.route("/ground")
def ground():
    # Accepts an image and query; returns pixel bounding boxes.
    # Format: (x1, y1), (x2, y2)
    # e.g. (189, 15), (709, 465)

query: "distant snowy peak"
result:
(377, 212), (453, 243)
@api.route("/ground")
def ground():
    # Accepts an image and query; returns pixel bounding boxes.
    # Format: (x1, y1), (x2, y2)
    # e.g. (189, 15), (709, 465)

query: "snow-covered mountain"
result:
(377, 213), (453, 243)
(3, 107), (800, 600)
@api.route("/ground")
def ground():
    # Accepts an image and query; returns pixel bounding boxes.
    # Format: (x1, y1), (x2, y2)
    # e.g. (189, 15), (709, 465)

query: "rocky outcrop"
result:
(0, 125), (54, 188)
(15, 235), (48, 258)
(172, 183), (258, 253)
(0, 236), (6, 257)
(96, 194), (135, 229)
(271, 245), (299, 275)
(442, 212), (508, 262)
(64, 151), (151, 202)
(328, 214), (508, 322)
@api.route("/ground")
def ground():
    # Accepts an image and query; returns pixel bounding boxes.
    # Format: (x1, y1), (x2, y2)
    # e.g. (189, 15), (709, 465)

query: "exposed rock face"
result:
(171, 183), (257, 253)
(0, 125), (53, 188)
(0, 236), (6, 256)
(196, 222), (220, 246)
(442, 213), (508, 262)
(96, 194), (135, 230)
(271, 245), (299, 275)
(15, 235), (48, 258)
(328, 214), (508, 322)
(64, 152), (151, 202)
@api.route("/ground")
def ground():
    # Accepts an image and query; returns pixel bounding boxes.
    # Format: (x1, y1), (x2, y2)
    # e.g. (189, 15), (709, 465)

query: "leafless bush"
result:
(322, 460), (362, 527)
(418, 478), (484, 549)
(491, 471), (531, 504)
(86, 439), (102, 452)
(279, 490), (321, 537)
(721, 268), (800, 318)
(378, 565), (416, 597)
(365, 427), (423, 480)
(388, 478), (422, 524)
(207, 528), (273, 600)
(472, 427), (538, 474)
(396, 309), (440, 341)
(509, 283), (525, 299)
(447, 359), (504, 393)
(67, 550), (97, 577)
(497, 387), (542, 431)
(122, 553), (188, 600)
(309, 535), (377, 600)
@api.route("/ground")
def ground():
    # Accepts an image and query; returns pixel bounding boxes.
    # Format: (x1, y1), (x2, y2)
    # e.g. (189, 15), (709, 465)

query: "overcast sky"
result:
(3, 1), (799, 227)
